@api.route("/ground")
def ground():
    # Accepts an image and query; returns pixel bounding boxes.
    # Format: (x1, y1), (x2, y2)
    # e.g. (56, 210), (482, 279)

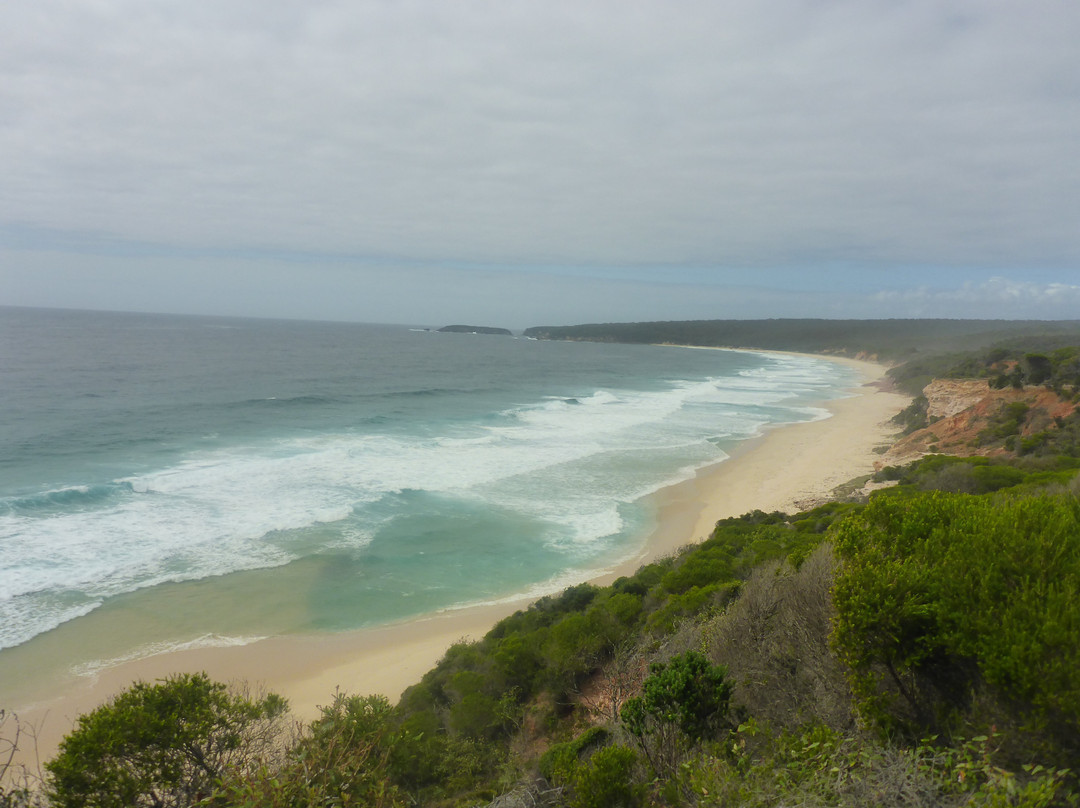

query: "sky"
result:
(2, 0), (1079, 327)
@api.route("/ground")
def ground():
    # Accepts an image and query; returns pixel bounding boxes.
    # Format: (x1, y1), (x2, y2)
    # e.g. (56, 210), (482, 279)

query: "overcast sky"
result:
(2, 0), (1079, 327)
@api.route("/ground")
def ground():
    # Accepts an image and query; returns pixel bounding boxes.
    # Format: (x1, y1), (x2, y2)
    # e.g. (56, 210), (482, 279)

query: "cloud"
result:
(2, 0), (1079, 273)
(871, 277), (1080, 319)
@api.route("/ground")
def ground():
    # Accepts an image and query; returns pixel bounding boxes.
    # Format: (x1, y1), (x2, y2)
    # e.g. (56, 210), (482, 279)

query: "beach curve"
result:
(11, 354), (910, 764)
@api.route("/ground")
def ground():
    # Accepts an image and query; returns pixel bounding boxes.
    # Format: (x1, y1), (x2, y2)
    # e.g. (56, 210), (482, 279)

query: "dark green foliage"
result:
(538, 727), (610, 783)
(535, 583), (600, 616)
(46, 673), (288, 808)
(448, 676), (502, 740)
(660, 547), (732, 594)
(1024, 353), (1054, 385)
(679, 722), (1075, 808)
(437, 325), (513, 336)
(621, 652), (733, 778)
(611, 560), (669, 597)
(621, 652), (733, 743)
(213, 693), (500, 807)
(645, 582), (737, 634)
(893, 394), (930, 434)
(888, 339), (1080, 396)
(1024, 409), (1080, 458)
(788, 501), (860, 538)
(832, 492), (1080, 762)
(567, 745), (644, 808)
(540, 731), (643, 808)
(523, 320), (1080, 365)
(979, 401), (1032, 446)
(872, 454), (1079, 496)
(385, 715), (502, 800)
(542, 613), (612, 696)
(490, 633), (544, 694)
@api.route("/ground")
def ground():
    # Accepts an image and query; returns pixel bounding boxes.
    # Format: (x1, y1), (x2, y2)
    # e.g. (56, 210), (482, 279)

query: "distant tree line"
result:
(889, 342), (1080, 396)
(523, 319), (1080, 363)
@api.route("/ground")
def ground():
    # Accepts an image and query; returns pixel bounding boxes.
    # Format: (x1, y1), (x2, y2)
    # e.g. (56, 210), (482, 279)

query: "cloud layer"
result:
(2, 2), (1078, 322)
(5, 1), (1079, 266)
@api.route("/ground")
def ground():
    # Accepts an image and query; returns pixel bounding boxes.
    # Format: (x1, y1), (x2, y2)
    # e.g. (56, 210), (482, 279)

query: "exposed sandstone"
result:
(878, 382), (1076, 468)
(924, 379), (991, 419)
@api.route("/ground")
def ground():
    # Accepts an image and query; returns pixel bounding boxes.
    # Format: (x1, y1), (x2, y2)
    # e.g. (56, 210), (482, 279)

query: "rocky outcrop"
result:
(879, 381), (1077, 467)
(924, 379), (992, 419)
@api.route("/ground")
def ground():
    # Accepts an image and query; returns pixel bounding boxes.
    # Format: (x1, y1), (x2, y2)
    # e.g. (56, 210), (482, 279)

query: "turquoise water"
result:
(0, 307), (857, 671)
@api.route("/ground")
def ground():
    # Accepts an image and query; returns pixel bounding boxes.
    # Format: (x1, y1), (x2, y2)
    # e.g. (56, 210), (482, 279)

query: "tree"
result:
(45, 673), (288, 808)
(621, 652), (733, 774)
(1022, 353), (1053, 386)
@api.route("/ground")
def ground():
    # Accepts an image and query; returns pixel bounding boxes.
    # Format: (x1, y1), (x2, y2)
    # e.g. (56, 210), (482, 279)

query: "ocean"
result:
(0, 307), (857, 695)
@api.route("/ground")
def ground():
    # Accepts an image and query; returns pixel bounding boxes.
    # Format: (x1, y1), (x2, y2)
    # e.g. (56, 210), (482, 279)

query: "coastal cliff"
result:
(880, 378), (1079, 466)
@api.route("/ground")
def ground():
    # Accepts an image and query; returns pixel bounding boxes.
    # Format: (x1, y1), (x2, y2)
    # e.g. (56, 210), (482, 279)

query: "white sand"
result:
(10, 354), (909, 766)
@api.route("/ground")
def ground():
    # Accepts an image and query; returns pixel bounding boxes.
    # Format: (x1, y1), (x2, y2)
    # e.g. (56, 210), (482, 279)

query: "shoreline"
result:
(10, 354), (910, 765)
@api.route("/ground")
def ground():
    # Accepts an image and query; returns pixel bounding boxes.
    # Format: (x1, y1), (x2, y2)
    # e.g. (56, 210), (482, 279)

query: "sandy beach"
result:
(10, 354), (910, 765)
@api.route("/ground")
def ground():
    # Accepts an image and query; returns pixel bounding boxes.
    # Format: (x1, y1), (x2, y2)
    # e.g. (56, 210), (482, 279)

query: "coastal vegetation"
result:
(4, 325), (1080, 807)
(522, 319), (1080, 363)
(437, 326), (514, 336)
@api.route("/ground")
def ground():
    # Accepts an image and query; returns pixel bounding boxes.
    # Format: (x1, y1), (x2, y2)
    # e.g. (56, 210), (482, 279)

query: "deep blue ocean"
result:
(0, 307), (857, 670)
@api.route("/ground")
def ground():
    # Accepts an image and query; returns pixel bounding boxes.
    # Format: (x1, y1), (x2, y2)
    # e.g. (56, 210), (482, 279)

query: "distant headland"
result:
(438, 325), (513, 336)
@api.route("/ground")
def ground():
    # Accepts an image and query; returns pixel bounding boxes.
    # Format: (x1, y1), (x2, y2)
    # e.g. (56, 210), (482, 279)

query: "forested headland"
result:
(4, 320), (1080, 808)
(523, 319), (1080, 363)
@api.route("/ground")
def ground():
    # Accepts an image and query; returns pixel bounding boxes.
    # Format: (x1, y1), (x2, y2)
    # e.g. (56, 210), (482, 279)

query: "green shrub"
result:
(569, 745), (643, 808)
(832, 491), (1080, 759)
(660, 548), (732, 594)
(622, 651), (733, 775)
(46, 673), (288, 808)
(678, 723), (1075, 808)
(645, 582), (736, 634)
(893, 394), (929, 434)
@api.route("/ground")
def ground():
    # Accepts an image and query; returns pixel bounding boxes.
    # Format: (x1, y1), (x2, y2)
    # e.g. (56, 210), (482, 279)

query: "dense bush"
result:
(832, 491), (1080, 761)
(46, 673), (288, 808)
(888, 340), (1080, 396)
(568, 745), (644, 808)
(677, 723), (1074, 808)
(621, 652), (733, 775)
(208, 693), (407, 807)
(538, 727), (611, 784)
(704, 544), (854, 731)
(873, 454), (1080, 495)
